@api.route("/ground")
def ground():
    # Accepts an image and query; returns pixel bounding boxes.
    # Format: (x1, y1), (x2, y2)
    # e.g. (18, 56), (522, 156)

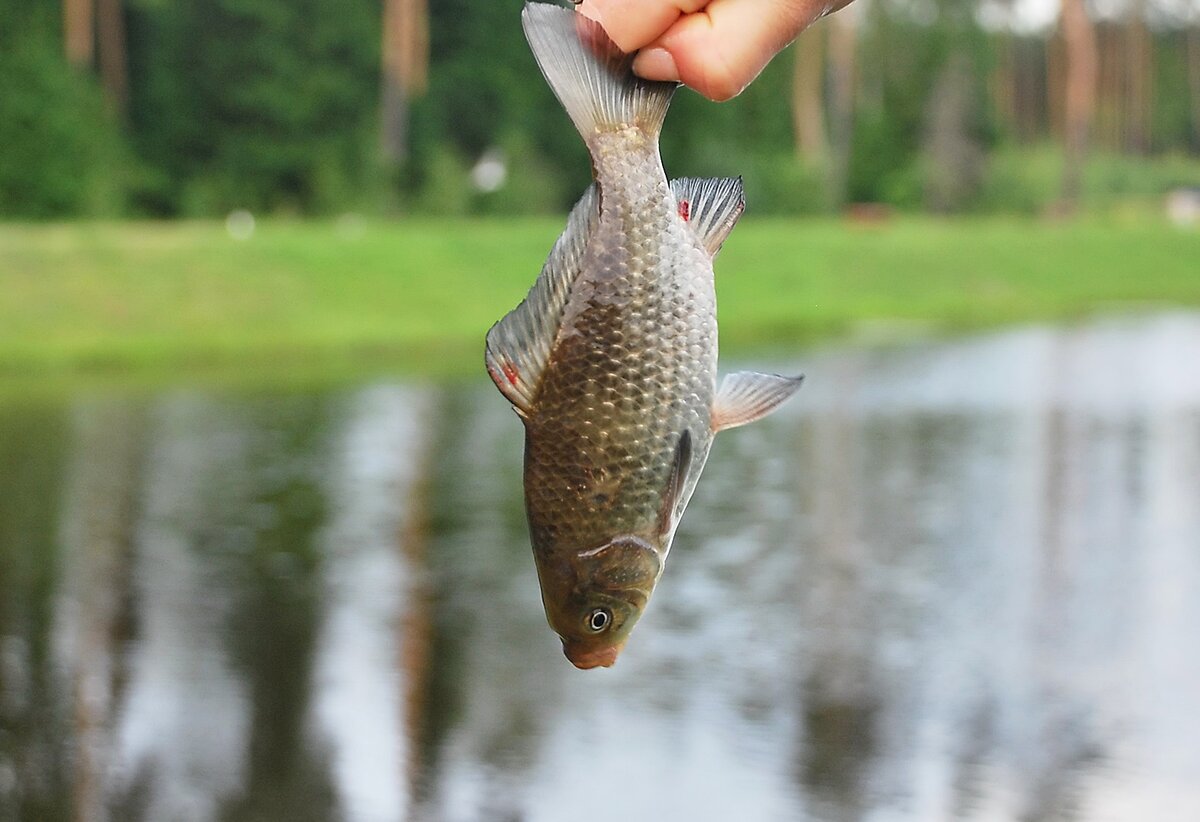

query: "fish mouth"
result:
(563, 641), (624, 669)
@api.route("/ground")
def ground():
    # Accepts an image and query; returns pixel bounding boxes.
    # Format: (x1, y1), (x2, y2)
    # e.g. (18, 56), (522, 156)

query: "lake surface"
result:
(2, 313), (1199, 822)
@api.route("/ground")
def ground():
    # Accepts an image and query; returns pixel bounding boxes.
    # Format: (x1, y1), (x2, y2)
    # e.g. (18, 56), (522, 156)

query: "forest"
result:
(1, 0), (1199, 219)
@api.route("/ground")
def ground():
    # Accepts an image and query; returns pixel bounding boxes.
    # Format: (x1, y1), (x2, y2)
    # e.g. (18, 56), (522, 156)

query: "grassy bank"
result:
(2, 216), (1198, 386)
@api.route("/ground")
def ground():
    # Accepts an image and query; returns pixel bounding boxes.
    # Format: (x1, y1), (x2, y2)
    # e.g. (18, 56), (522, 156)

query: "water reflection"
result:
(2, 314), (1199, 821)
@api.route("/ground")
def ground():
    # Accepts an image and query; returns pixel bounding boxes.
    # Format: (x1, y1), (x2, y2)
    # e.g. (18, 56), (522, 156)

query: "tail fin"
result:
(521, 2), (676, 139)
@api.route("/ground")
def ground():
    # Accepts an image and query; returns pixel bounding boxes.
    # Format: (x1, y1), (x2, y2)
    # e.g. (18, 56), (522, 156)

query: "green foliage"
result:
(748, 155), (833, 215)
(0, 1), (126, 217)
(127, 0), (381, 215)
(848, 0), (995, 208)
(979, 145), (1062, 214)
(403, 135), (572, 217)
(408, 0), (590, 213)
(1084, 151), (1200, 203)
(1152, 31), (1200, 153)
(474, 134), (573, 215)
(410, 145), (474, 216)
(979, 145), (1200, 214)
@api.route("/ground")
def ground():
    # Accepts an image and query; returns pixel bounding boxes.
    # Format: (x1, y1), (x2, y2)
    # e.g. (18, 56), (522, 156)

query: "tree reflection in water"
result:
(1, 314), (1198, 822)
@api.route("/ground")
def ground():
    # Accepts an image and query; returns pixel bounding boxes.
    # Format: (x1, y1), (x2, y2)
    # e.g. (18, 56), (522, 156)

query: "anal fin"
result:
(712, 372), (804, 432)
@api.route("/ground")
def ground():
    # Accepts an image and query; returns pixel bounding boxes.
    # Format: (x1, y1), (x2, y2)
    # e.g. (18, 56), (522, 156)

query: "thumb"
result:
(632, 0), (835, 101)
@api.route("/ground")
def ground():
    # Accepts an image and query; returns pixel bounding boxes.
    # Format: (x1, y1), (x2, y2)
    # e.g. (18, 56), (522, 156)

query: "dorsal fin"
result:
(712, 372), (804, 432)
(485, 184), (599, 416)
(657, 429), (692, 535)
(670, 177), (745, 256)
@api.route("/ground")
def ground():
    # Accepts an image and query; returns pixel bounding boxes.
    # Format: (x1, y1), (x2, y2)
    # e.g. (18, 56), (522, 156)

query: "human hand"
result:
(576, 0), (853, 101)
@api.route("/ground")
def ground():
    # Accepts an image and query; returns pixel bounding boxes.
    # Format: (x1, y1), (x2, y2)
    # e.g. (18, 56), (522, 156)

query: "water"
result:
(2, 314), (1199, 822)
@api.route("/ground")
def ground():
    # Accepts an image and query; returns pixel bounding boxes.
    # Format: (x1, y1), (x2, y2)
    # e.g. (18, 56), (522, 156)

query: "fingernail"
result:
(633, 48), (679, 83)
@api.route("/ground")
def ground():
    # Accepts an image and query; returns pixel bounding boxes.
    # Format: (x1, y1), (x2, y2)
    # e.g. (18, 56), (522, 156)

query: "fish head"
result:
(538, 534), (663, 669)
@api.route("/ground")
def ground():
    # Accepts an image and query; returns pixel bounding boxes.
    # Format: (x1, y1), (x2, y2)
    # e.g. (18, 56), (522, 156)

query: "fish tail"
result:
(521, 2), (675, 140)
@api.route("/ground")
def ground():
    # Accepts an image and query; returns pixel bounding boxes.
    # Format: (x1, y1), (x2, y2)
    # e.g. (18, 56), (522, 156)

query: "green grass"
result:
(2, 215), (1198, 389)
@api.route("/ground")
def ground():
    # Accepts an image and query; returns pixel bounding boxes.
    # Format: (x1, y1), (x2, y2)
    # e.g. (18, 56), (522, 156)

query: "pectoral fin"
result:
(670, 177), (745, 256)
(485, 184), (598, 416)
(657, 429), (692, 536)
(712, 372), (804, 432)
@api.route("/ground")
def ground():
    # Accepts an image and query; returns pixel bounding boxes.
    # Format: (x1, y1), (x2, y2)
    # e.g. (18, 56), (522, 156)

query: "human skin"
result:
(577, 0), (855, 101)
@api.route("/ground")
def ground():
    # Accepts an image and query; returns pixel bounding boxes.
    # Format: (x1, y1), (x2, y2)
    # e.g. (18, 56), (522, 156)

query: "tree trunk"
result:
(1059, 0), (1098, 209)
(1097, 24), (1117, 151)
(1047, 28), (1065, 140)
(791, 25), (828, 162)
(922, 53), (984, 214)
(1011, 37), (1043, 143)
(1124, 3), (1152, 154)
(64, 0), (94, 68)
(380, 0), (429, 165)
(827, 10), (858, 205)
(991, 31), (1016, 141)
(95, 0), (128, 117)
(380, 78), (410, 167)
(1187, 26), (1200, 148)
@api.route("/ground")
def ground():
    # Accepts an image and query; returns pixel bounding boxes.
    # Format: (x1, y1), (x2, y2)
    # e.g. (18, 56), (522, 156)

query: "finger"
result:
(633, 0), (832, 100)
(577, 0), (710, 54)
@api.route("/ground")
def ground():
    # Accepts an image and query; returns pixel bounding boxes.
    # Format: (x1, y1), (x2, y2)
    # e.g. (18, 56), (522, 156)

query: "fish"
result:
(485, 2), (804, 669)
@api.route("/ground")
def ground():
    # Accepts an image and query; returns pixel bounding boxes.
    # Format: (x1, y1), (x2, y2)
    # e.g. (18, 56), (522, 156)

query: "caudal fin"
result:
(521, 2), (675, 140)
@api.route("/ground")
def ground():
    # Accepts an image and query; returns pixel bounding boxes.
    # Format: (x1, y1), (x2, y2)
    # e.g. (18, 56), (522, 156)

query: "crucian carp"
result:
(486, 2), (803, 668)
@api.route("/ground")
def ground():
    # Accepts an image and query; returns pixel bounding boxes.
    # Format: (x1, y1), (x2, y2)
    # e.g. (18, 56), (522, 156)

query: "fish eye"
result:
(586, 608), (612, 633)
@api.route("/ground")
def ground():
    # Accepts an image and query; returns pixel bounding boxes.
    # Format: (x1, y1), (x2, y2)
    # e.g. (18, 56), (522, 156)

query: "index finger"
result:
(576, 0), (709, 53)
(634, 0), (836, 100)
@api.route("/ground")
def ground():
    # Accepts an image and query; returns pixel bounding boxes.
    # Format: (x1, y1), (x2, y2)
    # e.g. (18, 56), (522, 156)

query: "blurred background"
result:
(2, 0), (1200, 219)
(2, 1), (1200, 821)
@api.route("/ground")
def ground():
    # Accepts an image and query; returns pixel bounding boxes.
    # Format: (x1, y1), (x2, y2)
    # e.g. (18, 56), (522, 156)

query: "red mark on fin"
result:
(678, 199), (690, 221)
(501, 361), (520, 386)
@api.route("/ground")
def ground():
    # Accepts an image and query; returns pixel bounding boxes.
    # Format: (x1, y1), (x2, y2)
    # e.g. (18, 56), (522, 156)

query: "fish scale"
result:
(485, 3), (803, 668)
(528, 128), (717, 552)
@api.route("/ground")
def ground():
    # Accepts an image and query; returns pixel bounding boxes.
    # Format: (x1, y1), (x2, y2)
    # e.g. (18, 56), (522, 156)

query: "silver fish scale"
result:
(524, 129), (717, 559)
